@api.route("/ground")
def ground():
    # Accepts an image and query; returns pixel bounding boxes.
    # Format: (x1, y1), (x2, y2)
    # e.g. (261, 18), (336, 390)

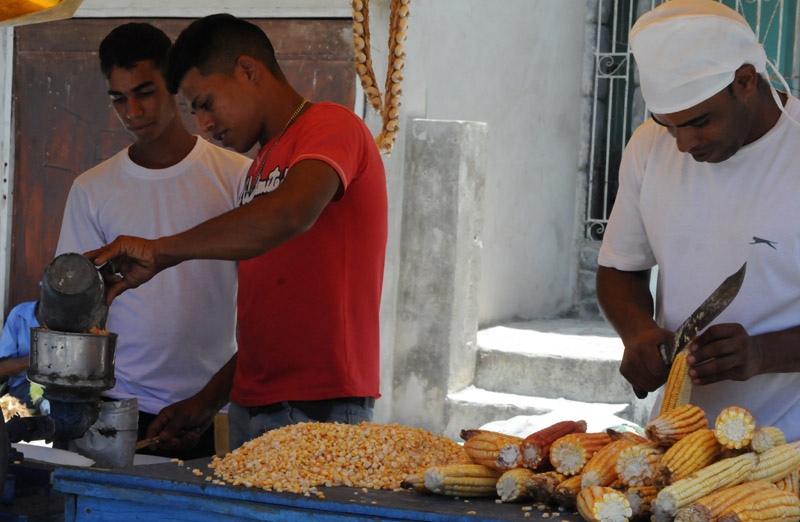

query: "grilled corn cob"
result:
(553, 474), (584, 508)
(660, 349), (693, 415)
(581, 439), (638, 488)
(550, 432), (613, 475)
(625, 485), (658, 518)
(744, 444), (800, 484)
(463, 431), (523, 470)
(423, 463), (501, 497)
(496, 467), (536, 502)
(715, 406), (757, 450)
(647, 404), (708, 446)
(751, 427), (787, 454)
(576, 485), (633, 522)
(774, 468), (799, 497)
(674, 480), (776, 522)
(654, 429), (722, 487)
(717, 487), (800, 522)
(527, 470), (567, 503)
(520, 420), (587, 470)
(616, 442), (665, 487)
(652, 452), (759, 522)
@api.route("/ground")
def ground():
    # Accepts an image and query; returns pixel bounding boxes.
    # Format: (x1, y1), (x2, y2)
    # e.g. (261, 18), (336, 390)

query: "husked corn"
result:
(576, 485), (632, 522)
(751, 427), (786, 454)
(715, 406), (756, 450)
(674, 481), (777, 522)
(625, 485), (658, 518)
(615, 442), (664, 487)
(209, 421), (470, 495)
(652, 453), (759, 522)
(718, 486), (800, 522)
(774, 468), (799, 497)
(647, 404), (708, 446)
(744, 444), (800, 484)
(550, 432), (613, 475)
(654, 429), (722, 487)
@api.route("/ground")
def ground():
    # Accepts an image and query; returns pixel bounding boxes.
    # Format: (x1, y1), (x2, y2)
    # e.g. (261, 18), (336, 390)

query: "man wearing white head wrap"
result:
(596, 0), (800, 440)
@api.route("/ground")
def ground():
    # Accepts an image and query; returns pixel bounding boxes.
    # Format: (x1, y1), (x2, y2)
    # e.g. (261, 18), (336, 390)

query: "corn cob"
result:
(463, 431), (523, 470)
(608, 477), (625, 489)
(581, 439), (638, 488)
(520, 420), (587, 470)
(626, 485), (658, 518)
(527, 470), (567, 503)
(607, 428), (649, 444)
(751, 427), (787, 454)
(715, 406), (757, 450)
(616, 442), (664, 487)
(550, 432), (613, 475)
(718, 487), (800, 522)
(652, 453), (759, 522)
(745, 444), (800, 484)
(400, 471), (428, 493)
(576, 485), (633, 522)
(674, 480), (777, 522)
(654, 429), (722, 487)
(660, 349), (693, 415)
(647, 404), (708, 446)
(496, 467), (537, 502)
(423, 463), (501, 497)
(774, 468), (799, 497)
(553, 474), (584, 508)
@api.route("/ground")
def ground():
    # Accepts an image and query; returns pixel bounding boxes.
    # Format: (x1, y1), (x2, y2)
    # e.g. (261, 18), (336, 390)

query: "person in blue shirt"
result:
(0, 301), (47, 414)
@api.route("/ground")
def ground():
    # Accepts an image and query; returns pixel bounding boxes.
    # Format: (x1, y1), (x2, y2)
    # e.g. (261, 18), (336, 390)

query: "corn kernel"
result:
(209, 421), (470, 496)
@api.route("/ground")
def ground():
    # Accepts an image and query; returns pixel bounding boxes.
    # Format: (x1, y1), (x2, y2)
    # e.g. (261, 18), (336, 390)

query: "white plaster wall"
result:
(399, 1), (587, 325)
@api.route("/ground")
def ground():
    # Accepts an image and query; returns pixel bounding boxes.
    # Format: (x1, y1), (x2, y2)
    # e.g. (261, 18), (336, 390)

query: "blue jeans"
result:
(228, 399), (374, 450)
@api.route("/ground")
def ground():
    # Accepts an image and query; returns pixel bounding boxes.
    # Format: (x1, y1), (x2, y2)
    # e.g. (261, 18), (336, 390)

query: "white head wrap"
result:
(629, 0), (767, 114)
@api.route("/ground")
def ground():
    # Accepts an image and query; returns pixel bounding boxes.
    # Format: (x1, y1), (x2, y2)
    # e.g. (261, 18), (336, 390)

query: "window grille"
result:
(584, 0), (799, 240)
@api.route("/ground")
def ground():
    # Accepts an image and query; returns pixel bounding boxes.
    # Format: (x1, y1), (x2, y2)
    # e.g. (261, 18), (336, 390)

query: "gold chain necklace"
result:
(255, 98), (308, 179)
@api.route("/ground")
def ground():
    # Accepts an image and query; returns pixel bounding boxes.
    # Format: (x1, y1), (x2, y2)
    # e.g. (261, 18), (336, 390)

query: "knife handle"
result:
(632, 385), (648, 399)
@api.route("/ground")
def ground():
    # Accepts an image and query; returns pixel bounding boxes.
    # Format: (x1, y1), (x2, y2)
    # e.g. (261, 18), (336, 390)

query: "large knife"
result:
(632, 262), (747, 399)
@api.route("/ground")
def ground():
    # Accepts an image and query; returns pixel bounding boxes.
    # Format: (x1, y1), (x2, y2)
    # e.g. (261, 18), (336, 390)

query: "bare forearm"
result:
(153, 160), (340, 267)
(154, 199), (306, 266)
(753, 327), (800, 374)
(0, 356), (29, 377)
(195, 354), (237, 414)
(596, 266), (657, 341)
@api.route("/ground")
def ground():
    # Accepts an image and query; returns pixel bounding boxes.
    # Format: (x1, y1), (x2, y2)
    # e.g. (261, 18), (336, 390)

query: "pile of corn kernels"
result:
(209, 421), (470, 496)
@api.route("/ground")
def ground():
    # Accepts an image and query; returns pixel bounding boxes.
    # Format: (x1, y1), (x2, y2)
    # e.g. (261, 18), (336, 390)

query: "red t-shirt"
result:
(230, 102), (387, 406)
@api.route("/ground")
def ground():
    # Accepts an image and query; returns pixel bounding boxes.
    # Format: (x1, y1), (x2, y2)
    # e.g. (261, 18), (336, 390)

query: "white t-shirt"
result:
(56, 137), (251, 414)
(599, 97), (800, 440)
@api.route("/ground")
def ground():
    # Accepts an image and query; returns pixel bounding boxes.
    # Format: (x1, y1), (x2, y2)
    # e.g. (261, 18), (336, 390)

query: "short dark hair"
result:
(99, 23), (172, 79)
(166, 13), (283, 94)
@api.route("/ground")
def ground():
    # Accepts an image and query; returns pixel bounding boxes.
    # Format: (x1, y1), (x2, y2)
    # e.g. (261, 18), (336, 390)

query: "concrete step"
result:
(474, 318), (639, 404)
(443, 385), (654, 442)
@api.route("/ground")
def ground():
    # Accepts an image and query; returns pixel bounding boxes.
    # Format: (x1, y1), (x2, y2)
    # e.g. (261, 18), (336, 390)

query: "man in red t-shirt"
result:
(88, 14), (387, 451)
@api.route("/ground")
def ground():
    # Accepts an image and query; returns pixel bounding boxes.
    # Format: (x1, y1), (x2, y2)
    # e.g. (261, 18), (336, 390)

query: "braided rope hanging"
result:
(352, 0), (410, 155)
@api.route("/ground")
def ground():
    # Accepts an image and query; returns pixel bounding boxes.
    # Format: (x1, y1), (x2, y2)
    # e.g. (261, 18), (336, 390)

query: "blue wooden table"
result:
(53, 459), (583, 521)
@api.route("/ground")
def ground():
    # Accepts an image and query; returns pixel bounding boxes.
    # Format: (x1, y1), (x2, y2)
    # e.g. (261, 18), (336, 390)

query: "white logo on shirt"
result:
(239, 165), (289, 206)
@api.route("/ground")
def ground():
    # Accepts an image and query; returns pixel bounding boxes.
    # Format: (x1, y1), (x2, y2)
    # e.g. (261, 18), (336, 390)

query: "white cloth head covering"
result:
(629, 0), (767, 114)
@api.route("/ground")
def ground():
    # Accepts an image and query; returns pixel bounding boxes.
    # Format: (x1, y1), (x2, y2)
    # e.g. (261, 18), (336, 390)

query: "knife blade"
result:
(658, 261), (747, 367)
(632, 261), (746, 400)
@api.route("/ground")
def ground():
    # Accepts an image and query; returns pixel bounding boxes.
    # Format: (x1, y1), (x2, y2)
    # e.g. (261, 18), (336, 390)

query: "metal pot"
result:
(38, 253), (108, 334)
(28, 328), (116, 397)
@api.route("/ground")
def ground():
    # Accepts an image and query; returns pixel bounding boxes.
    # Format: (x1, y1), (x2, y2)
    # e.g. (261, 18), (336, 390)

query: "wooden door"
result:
(10, 17), (354, 313)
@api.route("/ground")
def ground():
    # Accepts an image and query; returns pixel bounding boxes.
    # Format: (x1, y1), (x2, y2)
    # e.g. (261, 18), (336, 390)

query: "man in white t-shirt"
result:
(597, 0), (800, 440)
(56, 23), (250, 458)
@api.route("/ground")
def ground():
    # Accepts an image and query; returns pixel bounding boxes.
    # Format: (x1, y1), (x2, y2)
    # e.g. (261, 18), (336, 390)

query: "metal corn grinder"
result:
(2, 254), (121, 469)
